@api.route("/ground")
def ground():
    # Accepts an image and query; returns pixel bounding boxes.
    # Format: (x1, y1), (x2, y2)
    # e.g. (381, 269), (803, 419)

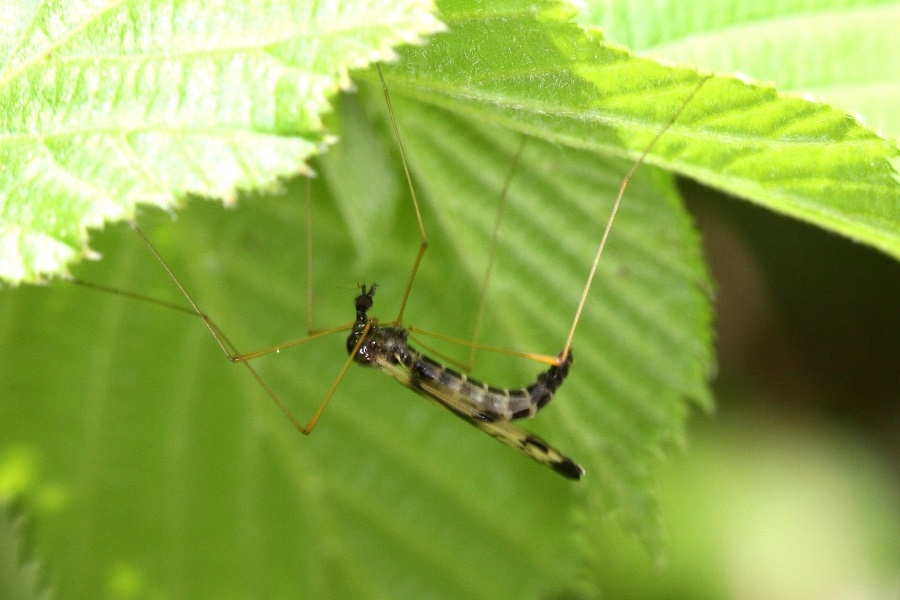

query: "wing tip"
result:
(554, 457), (585, 481)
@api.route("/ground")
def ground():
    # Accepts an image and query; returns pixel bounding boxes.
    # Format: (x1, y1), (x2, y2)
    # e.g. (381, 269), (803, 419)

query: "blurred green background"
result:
(585, 180), (900, 599)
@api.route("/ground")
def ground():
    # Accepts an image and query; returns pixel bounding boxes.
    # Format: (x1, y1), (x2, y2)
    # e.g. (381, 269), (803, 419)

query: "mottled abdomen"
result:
(406, 349), (573, 421)
(348, 315), (573, 422)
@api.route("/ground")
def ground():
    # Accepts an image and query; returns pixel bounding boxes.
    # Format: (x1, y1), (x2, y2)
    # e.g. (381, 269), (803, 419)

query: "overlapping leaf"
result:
(0, 0), (442, 282)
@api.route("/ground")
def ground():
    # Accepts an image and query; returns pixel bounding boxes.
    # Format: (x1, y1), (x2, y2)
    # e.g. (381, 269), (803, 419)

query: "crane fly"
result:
(74, 65), (707, 481)
(346, 283), (581, 479)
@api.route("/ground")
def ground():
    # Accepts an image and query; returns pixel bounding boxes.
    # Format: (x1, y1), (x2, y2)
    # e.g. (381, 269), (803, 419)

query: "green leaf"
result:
(1, 0), (899, 598)
(0, 0), (442, 283)
(581, 0), (900, 137)
(578, 0), (900, 259)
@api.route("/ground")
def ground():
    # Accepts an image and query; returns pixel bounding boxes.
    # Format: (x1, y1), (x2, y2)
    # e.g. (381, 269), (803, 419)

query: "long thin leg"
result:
(230, 323), (372, 435)
(130, 224), (352, 363)
(301, 320), (374, 434)
(409, 77), (711, 369)
(407, 326), (562, 366)
(306, 176), (315, 335)
(101, 66), (445, 437)
(561, 76), (711, 361)
(374, 76), (536, 370)
(123, 222), (357, 435)
(376, 68), (550, 369)
(466, 135), (529, 371)
(376, 64), (428, 325)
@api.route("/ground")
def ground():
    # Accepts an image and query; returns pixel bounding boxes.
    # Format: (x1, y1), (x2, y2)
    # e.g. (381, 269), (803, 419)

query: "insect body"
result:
(347, 284), (583, 480)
